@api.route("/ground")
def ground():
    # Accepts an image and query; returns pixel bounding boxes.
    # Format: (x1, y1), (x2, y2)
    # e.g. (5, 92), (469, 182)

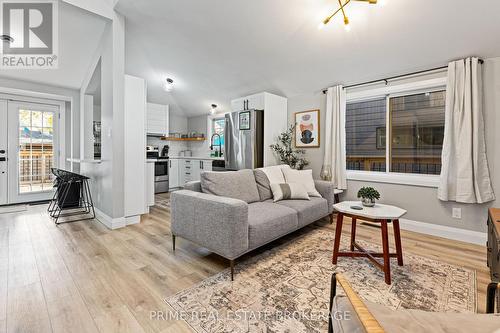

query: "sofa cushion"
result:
(254, 169), (273, 201)
(201, 169), (260, 203)
(254, 165), (291, 201)
(275, 197), (328, 227)
(247, 202), (298, 250)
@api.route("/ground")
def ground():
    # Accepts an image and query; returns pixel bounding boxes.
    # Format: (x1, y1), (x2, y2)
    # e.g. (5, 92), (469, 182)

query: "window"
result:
(212, 118), (225, 147)
(346, 89), (445, 177)
(346, 97), (387, 172)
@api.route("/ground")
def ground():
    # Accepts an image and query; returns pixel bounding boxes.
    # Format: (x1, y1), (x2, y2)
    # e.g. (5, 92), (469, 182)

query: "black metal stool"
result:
(48, 168), (95, 224)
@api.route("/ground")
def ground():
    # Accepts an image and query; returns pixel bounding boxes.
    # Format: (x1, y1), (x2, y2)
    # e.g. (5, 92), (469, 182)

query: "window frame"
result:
(345, 77), (447, 188)
(210, 116), (225, 148)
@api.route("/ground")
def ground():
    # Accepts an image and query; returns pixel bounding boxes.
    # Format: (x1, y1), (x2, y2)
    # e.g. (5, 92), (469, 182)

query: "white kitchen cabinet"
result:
(147, 103), (169, 135)
(146, 162), (155, 207)
(172, 158), (214, 186)
(230, 92), (287, 166)
(169, 159), (180, 189)
(181, 159), (200, 184)
(231, 93), (265, 111)
(200, 160), (212, 172)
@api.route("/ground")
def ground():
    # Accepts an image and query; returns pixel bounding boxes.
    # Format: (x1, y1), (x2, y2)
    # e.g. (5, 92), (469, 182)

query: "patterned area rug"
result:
(165, 228), (476, 332)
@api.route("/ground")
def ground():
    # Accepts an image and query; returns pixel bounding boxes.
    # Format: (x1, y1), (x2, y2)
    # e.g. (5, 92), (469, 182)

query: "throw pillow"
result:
(270, 183), (310, 202)
(254, 165), (291, 201)
(201, 169), (260, 203)
(282, 168), (322, 197)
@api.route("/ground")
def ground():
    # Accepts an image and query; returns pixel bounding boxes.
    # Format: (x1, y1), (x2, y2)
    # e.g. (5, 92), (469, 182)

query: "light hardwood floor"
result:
(0, 196), (489, 332)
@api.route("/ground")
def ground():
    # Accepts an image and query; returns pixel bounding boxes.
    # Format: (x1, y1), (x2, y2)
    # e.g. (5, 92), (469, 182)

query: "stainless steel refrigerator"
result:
(224, 109), (264, 170)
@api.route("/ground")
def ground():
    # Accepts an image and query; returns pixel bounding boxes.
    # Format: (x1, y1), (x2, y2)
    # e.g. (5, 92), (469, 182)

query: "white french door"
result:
(0, 99), (60, 204)
(0, 100), (7, 205)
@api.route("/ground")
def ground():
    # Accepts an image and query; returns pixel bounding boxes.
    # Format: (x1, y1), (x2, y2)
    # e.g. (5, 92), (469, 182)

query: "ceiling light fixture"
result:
(319, 0), (377, 30)
(210, 104), (218, 115)
(0, 34), (14, 43)
(163, 78), (174, 92)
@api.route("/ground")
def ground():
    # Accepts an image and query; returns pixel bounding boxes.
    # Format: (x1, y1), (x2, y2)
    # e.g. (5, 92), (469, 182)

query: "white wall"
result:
(80, 13), (125, 221)
(287, 57), (500, 233)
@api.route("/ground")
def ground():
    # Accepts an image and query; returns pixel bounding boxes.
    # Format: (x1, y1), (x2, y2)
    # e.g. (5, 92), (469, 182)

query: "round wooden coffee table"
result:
(332, 201), (407, 285)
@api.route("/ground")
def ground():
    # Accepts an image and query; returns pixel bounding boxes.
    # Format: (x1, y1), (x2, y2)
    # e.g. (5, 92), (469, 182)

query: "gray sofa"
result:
(170, 168), (337, 280)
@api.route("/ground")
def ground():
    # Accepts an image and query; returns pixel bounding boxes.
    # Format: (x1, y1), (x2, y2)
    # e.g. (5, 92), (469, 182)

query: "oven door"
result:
(154, 160), (169, 182)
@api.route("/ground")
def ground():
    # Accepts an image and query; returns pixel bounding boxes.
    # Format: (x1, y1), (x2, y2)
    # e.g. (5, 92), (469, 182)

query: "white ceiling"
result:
(116, 0), (500, 117)
(0, 2), (108, 90)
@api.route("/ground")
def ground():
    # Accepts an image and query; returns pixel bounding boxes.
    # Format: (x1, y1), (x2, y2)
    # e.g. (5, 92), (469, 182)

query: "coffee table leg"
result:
(393, 219), (403, 266)
(332, 213), (344, 265)
(350, 218), (357, 251)
(381, 220), (391, 285)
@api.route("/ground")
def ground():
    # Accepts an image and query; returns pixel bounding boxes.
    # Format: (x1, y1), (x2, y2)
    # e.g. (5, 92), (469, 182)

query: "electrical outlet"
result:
(452, 207), (462, 219)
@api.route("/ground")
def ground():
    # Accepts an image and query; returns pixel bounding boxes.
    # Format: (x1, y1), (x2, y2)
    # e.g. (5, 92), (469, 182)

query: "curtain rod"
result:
(322, 58), (484, 94)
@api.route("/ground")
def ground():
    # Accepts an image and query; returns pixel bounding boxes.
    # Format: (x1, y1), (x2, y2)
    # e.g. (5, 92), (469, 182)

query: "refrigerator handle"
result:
(224, 116), (230, 167)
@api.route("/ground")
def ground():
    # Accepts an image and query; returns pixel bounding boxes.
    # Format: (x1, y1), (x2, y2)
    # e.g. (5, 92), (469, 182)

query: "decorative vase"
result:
(361, 198), (375, 207)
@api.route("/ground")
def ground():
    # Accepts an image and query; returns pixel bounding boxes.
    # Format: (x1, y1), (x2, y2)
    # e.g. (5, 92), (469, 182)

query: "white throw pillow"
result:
(270, 183), (310, 202)
(258, 164), (291, 185)
(282, 169), (322, 197)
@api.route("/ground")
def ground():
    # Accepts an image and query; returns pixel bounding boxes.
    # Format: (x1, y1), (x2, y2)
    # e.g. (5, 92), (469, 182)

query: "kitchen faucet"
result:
(210, 133), (222, 157)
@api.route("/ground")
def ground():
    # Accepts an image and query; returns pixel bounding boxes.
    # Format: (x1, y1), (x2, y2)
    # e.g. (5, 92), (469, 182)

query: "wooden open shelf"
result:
(160, 137), (206, 141)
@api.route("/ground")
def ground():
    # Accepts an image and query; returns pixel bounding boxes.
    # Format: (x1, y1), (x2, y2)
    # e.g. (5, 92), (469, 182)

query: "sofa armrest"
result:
(171, 190), (249, 259)
(314, 180), (336, 213)
(183, 180), (201, 192)
(329, 273), (385, 333)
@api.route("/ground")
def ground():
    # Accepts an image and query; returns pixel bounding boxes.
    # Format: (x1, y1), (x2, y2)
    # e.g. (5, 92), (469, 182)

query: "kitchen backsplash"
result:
(147, 136), (188, 156)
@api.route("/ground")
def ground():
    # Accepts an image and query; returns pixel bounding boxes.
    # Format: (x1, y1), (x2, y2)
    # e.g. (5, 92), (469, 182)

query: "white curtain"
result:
(438, 57), (495, 203)
(321, 85), (347, 190)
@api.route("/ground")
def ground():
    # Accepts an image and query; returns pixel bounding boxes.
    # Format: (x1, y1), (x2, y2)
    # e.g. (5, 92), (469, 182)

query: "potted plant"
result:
(357, 187), (380, 207)
(270, 125), (309, 170)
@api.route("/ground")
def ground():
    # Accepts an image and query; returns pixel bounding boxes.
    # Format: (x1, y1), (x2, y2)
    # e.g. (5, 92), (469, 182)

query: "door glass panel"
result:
(18, 109), (55, 193)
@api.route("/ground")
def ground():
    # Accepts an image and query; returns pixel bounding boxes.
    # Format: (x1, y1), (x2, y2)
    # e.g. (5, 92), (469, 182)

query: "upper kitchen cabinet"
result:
(146, 103), (169, 135)
(231, 93), (265, 111)
(231, 92), (287, 166)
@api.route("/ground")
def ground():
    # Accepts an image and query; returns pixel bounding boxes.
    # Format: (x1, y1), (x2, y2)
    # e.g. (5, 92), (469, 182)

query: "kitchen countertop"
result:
(169, 156), (224, 161)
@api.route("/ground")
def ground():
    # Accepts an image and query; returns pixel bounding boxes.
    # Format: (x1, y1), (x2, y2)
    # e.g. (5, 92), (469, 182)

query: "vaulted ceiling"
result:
(0, 2), (108, 90)
(116, 0), (500, 116)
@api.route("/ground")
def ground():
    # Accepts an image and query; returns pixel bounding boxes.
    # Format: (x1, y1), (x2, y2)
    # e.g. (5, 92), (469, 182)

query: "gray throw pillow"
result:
(253, 169), (273, 201)
(201, 169), (260, 203)
(270, 183), (310, 202)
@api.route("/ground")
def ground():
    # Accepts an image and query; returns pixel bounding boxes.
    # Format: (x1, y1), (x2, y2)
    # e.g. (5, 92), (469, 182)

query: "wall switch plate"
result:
(452, 207), (462, 219)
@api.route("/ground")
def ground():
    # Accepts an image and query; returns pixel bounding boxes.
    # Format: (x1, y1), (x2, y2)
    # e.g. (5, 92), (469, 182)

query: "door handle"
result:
(0, 157), (5, 162)
(0, 150), (5, 154)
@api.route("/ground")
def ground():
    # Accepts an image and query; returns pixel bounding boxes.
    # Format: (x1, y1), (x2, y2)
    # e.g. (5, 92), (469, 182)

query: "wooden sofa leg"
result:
(230, 259), (235, 281)
(330, 213), (334, 224)
(172, 235), (176, 252)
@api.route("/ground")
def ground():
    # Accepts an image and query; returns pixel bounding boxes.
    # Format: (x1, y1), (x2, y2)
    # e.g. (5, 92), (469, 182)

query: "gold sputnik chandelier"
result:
(319, 0), (378, 30)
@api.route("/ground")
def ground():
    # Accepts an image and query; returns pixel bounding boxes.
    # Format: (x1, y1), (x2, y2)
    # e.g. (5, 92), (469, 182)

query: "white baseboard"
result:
(125, 215), (141, 225)
(399, 218), (487, 246)
(94, 208), (142, 230)
(94, 208), (125, 229)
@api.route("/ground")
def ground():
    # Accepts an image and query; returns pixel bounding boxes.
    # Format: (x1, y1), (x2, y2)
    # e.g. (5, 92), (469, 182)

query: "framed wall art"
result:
(294, 109), (320, 148)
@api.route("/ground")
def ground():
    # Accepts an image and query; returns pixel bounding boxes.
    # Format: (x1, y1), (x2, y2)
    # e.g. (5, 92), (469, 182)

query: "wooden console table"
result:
(332, 201), (407, 285)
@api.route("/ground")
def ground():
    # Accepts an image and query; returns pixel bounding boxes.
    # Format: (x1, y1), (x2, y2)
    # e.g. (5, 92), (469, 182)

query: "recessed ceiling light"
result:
(163, 78), (174, 92)
(210, 104), (218, 115)
(0, 34), (14, 43)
